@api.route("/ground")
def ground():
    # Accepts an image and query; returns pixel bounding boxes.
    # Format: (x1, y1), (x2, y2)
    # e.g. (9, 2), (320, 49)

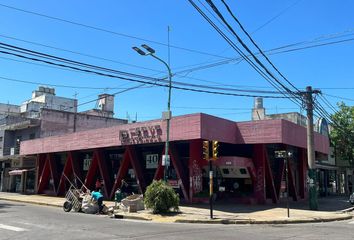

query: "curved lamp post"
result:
(132, 44), (172, 182)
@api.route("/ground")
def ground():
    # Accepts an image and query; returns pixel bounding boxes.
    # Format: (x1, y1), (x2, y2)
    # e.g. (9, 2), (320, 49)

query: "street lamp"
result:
(132, 44), (172, 182)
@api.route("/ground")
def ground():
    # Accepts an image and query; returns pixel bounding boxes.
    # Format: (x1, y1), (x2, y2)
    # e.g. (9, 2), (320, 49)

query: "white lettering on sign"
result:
(146, 154), (159, 169)
(83, 154), (92, 171)
(119, 125), (162, 145)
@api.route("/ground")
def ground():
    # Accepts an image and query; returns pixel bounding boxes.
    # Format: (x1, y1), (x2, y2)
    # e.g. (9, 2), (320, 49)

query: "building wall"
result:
(0, 103), (20, 119)
(0, 127), (40, 157)
(39, 108), (127, 137)
(235, 119), (329, 154)
(21, 87), (77, 114)
(21, 113), (330, 156)
(266, 112), (307, 127)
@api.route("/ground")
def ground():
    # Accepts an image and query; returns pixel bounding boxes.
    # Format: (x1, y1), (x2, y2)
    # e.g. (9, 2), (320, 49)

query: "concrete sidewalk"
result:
(0, 192), (353, 224)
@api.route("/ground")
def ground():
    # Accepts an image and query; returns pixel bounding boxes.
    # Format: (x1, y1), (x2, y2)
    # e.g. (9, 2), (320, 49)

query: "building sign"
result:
(119, 125), (162, 145)
(83, 154), (92, 171)
(146, 154), (159, 169)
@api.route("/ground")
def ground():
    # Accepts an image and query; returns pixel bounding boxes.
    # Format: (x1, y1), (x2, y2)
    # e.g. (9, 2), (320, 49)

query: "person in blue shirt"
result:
(91, 189), (104, 214)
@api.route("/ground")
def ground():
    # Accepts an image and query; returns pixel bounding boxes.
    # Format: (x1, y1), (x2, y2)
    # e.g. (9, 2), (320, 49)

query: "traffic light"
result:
(202, 140), (210, 160)
(212, 140), (219, 159)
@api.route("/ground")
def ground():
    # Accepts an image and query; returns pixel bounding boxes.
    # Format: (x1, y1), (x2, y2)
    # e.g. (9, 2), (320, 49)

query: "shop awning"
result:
(8, 169), (34, 176)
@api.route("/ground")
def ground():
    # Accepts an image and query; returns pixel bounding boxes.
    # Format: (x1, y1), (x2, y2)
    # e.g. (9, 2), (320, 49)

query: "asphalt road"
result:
(0, 200), (353, 240)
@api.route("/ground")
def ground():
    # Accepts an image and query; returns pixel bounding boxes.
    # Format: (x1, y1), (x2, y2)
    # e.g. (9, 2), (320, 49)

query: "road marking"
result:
(0, 224), (28, 232)
(348, 221), (354, 224)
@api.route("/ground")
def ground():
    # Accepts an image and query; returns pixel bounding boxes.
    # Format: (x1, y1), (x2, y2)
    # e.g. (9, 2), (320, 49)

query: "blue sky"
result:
(0, 0), (353, 122)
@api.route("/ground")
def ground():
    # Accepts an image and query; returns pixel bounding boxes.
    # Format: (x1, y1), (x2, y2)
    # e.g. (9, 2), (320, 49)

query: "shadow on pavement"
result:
(0, 202), (26, 208)
(181, 196), (352, 213)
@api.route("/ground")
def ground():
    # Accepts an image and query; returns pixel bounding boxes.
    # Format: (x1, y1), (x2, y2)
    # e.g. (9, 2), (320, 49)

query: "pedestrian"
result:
(120, 179), (133, 197)
(91, 189), (104, 214)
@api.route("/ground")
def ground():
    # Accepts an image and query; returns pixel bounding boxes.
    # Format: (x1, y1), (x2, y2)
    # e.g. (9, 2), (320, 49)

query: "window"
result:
(0, 136), (3, 142)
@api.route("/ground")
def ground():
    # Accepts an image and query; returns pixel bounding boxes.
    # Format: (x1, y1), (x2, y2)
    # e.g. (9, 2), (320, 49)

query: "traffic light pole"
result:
(285, 156), (290, 218)
(209, 159), (213, 219)
(203, 140), (219, 219)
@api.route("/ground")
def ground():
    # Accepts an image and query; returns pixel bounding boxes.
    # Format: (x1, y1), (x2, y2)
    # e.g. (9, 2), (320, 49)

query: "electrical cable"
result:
(1, 41), (297, 96)
(322, 93), (354, 102)
(318, 94), (338, 113)
(173, 35), (354, 77)
(0, 3), (235, 60)
(205, 0), (302, 108)
(0, 75), (137, 90)
(188, 0), (303, 108)
(0, 34), (164, 74)
(0, 48), (293, 99)
(219, 0), (300, 93)
(0, 42), (160, 81)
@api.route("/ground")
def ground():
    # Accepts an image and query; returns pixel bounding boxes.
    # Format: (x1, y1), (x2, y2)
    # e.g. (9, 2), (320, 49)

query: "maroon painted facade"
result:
(21, 113), (329, 155)
(20, 113), (329, 204)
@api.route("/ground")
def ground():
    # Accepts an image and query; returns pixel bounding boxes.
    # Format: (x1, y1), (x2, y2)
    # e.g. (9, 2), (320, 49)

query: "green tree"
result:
(330, 102), (354, 165)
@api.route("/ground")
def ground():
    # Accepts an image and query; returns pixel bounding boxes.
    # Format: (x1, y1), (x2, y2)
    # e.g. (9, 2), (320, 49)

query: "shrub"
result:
(144, 180), (179, 214)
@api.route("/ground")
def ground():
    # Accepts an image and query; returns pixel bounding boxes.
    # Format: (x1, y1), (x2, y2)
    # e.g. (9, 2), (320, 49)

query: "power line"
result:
(173, 29), (354, 78)
(1, 41), (298, 96)
(0, 42), (160, 81)
(2, 31), (353, 93)
(203, 0), (300, 99)
(206, 0), (298, 96)
(0, 47), (292, 99)
(188, 0), (285, 93)
(0, 34), (164, 74)
(219, 0), (300, 92)
(174, 106), (300, 110)
(0, 75), (136, 90)
(322, 93), (354, 102)
(178, 0), (303, 79)
(252, 0), (303, 33)
(188, 0), (303, 108)
(318, 94), (338, 113)
(0, 3), (234, 60)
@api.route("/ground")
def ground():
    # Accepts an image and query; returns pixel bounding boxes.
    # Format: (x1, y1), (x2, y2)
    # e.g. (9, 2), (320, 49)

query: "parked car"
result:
(349, 192), (354, 205)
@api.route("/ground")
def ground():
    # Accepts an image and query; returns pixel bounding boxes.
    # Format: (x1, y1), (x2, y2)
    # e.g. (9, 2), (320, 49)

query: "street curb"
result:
(175, 215), (353, 224)
(341, 206), (354, 213)
(1, 197), (352, 225)
(0, 197), (62, 208)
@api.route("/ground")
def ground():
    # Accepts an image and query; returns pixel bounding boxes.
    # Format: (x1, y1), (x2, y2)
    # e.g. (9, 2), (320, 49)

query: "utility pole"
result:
(302, 86), (321, 210)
